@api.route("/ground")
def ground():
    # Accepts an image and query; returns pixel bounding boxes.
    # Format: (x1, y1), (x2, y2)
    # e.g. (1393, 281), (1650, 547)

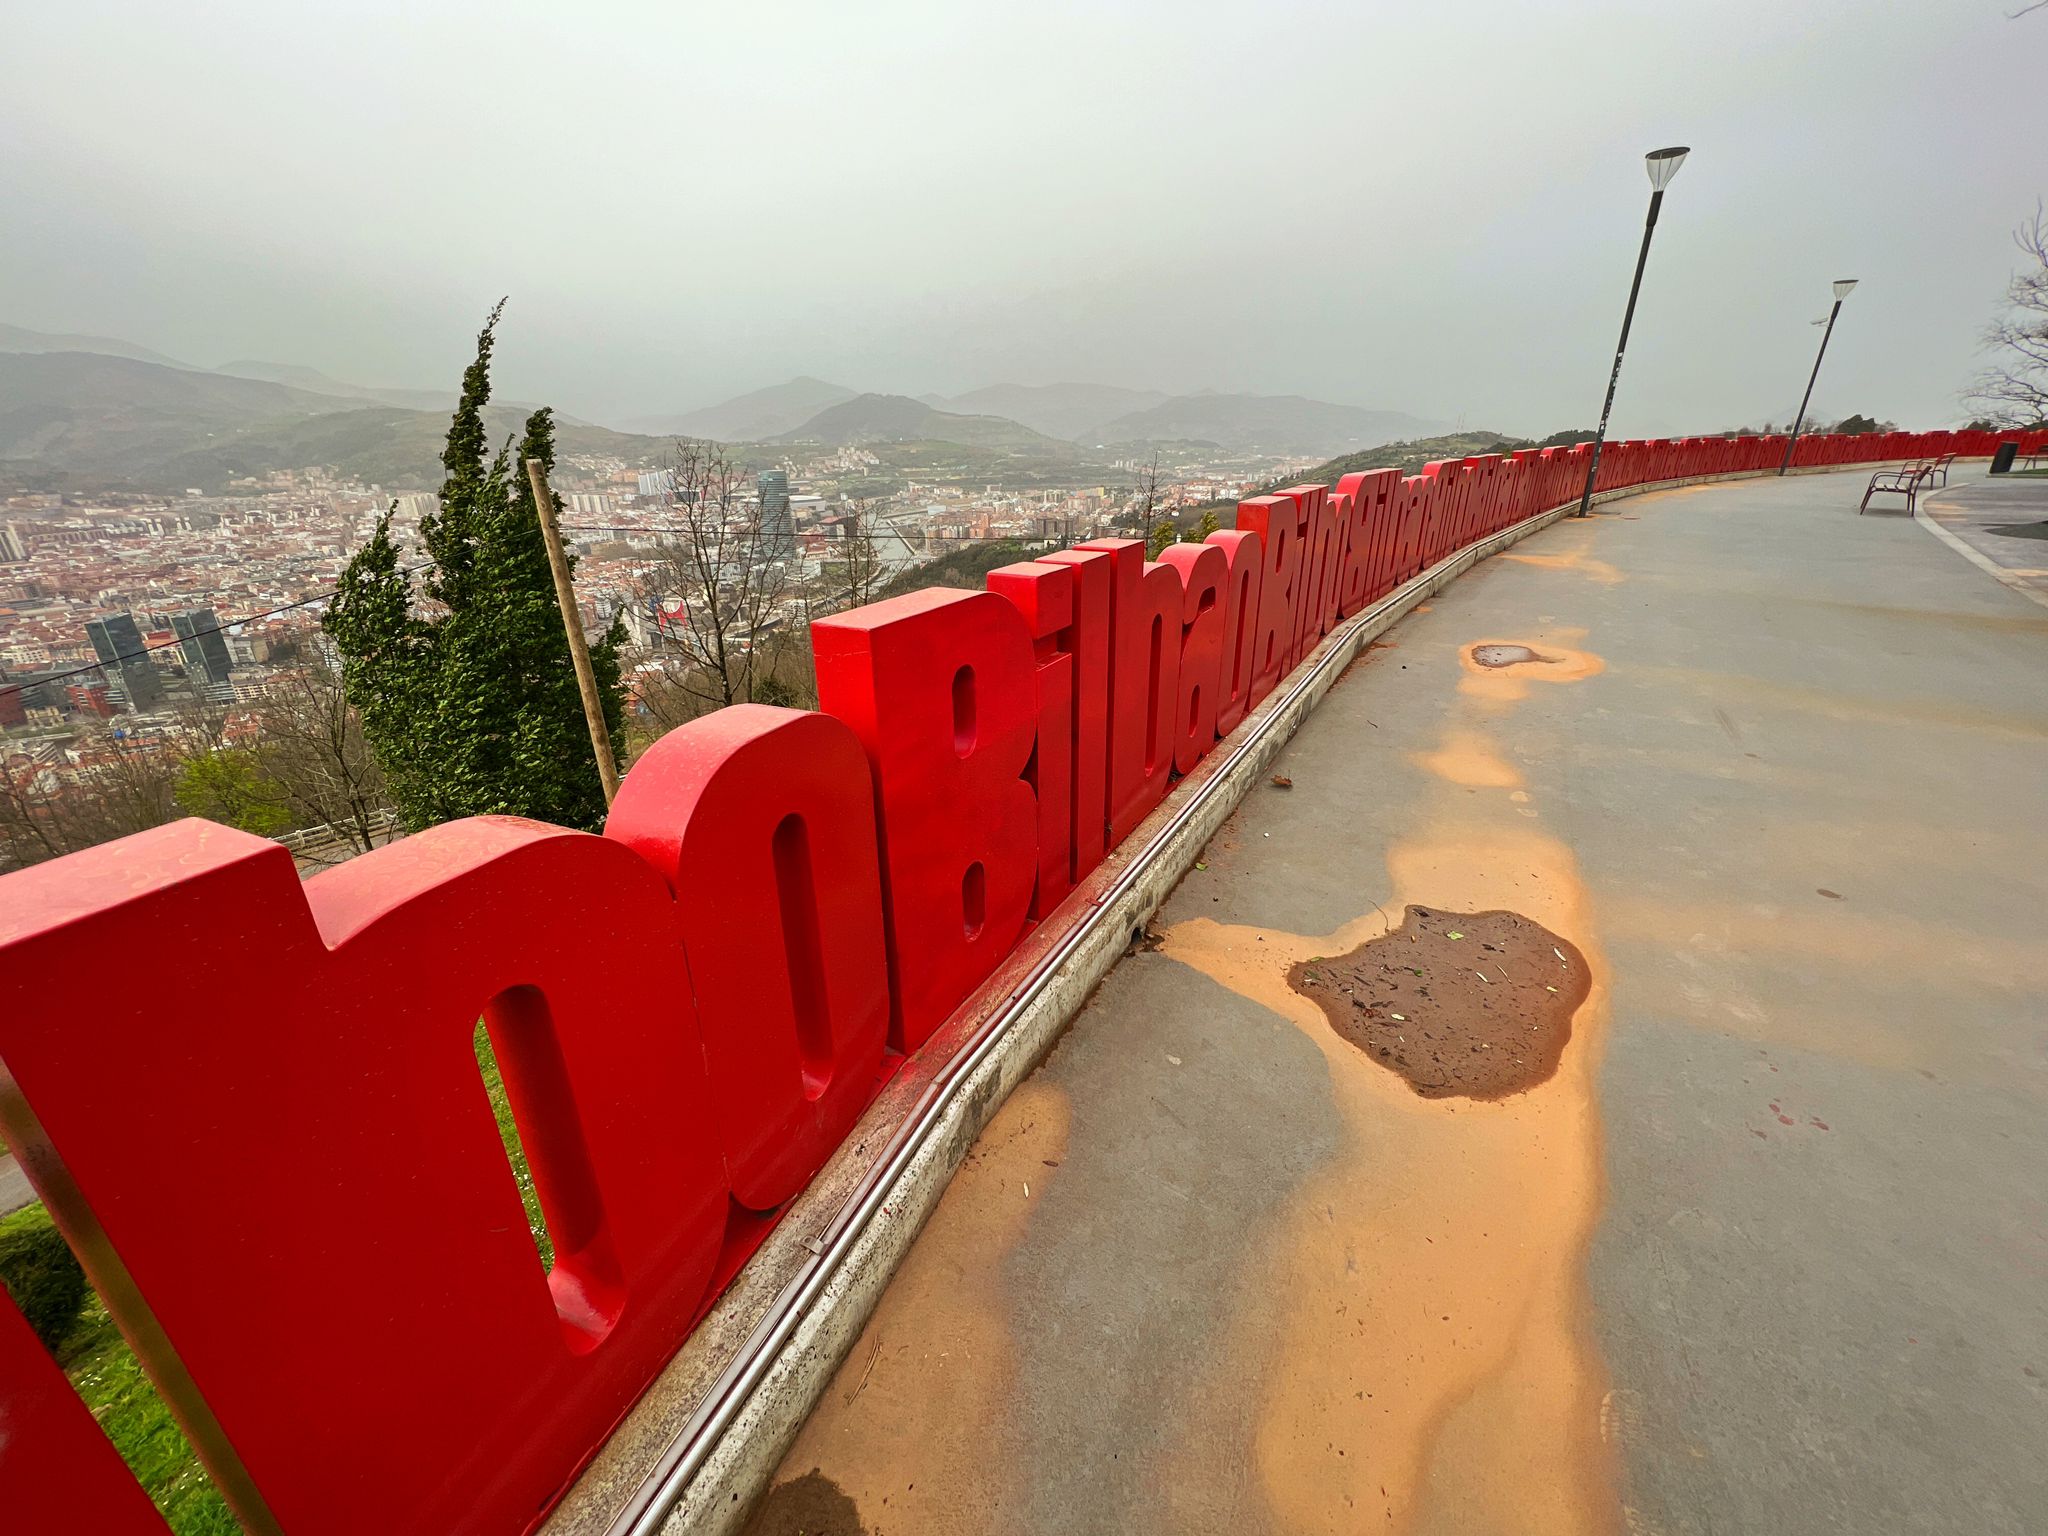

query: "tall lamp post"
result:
(1778, 279), (1859, 475)
(1576, 145), (1690, 517)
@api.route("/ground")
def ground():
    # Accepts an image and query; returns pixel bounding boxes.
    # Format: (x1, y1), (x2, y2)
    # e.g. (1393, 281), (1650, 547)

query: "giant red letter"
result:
(605, 705), (890, 1211)
(813, 589), (1037, 1051)
(0, 818), (729, 1536)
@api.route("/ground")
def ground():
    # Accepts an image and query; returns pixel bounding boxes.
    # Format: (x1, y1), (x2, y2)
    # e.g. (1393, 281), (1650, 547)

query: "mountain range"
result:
(0, 321), (1445, 490)
(0, 323), (469, 414)
(0, 347), (663, 492)
(622, 376), (857, 441)
(719, 379), (1440, 455)
(921, 383), (1170, 440)
(773, 393), (1064, 449)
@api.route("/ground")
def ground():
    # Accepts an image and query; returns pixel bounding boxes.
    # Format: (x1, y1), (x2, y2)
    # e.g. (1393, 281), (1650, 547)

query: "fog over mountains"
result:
(0, 321), (1445, 491)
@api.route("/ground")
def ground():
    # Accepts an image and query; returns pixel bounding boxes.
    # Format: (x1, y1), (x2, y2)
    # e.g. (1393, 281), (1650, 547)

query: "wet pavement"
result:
(746, 467), (2048, 1536)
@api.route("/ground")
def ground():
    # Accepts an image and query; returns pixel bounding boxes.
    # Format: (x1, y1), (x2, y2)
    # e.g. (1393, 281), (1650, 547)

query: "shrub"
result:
(0, 1203), (89, 1351)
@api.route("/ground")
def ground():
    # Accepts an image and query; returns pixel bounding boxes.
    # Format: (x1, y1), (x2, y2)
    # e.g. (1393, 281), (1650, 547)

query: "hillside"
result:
(0, 322), (192, 370)
(148, 405), (669, 491)
(630, 377), (859, 441)
(1163, 430), (1582, 539)
(1302, 430), (1538, 482)
(0, 352), (369, 479)
(928, 383), (1170, 440)
(211, 359), (454, 413)
(1088, 393), (1443, 455)
(878, 537), (1050, 601)
(0, 351), (668, 492)
(778, 393), (1064, 450)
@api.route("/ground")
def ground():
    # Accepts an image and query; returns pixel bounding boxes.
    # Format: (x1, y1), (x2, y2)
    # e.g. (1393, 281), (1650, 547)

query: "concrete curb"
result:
(586, 462), (1871, 1536)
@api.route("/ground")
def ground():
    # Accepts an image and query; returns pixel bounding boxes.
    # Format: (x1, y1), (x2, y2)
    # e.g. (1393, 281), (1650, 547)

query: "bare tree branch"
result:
(627, 439), (812, 731)
(1966, 201), (2048, 427)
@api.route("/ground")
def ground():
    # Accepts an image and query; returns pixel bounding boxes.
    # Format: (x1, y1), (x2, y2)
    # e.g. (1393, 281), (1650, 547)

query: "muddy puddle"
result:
(743, 1471), (868, 1535)
(1290, 904), (1591, 1099)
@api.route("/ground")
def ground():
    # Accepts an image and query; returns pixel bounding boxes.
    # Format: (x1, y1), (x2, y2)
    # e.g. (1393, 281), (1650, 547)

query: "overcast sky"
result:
(6, 0), (2042, 435)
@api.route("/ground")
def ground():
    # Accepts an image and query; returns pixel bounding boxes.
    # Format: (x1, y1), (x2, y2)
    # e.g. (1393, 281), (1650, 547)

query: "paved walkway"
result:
(1918, 472), (2048, 609)
(0, 1152), (30, 1218)
(745, 468), (2048, 1536)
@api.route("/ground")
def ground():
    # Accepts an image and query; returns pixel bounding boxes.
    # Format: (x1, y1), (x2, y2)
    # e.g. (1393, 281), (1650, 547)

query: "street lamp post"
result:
(1576, 145), (1690, 517)
(1778, 279), (1859, 475)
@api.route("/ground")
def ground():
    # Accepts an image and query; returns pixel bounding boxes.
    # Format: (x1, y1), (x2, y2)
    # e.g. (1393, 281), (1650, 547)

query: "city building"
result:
(84, 613), (165, 711)
(172, 608), (235, 702)
(758, 470), (795, 560)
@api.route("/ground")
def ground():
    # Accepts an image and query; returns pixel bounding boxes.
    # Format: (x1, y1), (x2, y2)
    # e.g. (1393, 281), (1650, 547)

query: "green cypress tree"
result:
(325, 302), (626, 834)
(1146, 514), (1178, 558)
(1194, 506), (1222, 541)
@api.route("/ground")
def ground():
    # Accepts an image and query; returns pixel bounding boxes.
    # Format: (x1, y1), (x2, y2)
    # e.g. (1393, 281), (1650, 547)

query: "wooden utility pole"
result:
(526, 457), (622, 806)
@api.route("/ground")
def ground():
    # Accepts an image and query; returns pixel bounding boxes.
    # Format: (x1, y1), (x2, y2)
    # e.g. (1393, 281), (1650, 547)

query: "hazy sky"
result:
(6, 0), (2042, 435)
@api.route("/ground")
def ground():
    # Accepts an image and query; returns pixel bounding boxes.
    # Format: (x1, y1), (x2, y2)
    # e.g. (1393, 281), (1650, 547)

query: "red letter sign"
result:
(0, 817), (729, 1536)
(813, 590), (1037, 1051)
(606, 705), (890, 1211)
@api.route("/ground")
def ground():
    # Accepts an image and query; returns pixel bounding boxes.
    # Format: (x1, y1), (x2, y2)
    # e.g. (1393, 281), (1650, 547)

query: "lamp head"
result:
(1832, 278), (1859, 300)
(1645, 146), (1690, 190)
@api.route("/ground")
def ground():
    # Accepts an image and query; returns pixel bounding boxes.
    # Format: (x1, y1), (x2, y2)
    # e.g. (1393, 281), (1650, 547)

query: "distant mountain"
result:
(3, 322), (546, 422)
(145, 405), (666, 493)
(926, 382), (1171, 441)
(0, 352), (370, 477)
(0, 350), (667, 492)
(629, 377), (859, 441)
(777, 393), (1061, 450)
(0, 322), (193, 371)
(212, 359), (454, 414)
(1086, 393), (1444, 455)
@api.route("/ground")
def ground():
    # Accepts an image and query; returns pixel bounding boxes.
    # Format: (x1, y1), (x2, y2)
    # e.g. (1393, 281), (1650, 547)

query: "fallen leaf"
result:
(1166, 1054), (1183, 1066)
(1023, 1182), (1030, 1198)
(1272, 775), (1294, 789)
(1390, 1013), (1405, 1021)
(1448, 930), (1464, 940)
(1194, 860), (1208, 870)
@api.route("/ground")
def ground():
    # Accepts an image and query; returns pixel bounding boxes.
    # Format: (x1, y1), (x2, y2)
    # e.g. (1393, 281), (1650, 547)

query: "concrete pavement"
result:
(1918, 472), (2048, 608)
(0, 1152), (30, 1218)
(743, 466), (2048, 1536)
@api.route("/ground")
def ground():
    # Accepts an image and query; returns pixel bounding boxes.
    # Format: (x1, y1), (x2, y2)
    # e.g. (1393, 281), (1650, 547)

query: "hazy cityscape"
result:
(0, 343), (1365, 868)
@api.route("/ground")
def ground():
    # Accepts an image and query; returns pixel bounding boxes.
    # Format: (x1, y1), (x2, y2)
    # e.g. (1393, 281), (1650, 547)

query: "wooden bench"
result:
(1858, 461), (1935, 515)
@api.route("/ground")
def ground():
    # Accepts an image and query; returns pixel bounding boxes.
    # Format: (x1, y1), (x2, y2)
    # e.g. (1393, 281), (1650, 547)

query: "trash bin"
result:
(1989, 441), (2019, 474)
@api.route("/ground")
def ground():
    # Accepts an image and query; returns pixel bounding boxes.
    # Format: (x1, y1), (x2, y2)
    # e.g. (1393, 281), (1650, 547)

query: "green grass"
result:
(473, 1021), (552, 1269)
(0, 1198), (240, 1534)
(59, 1292), (240, 1534)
